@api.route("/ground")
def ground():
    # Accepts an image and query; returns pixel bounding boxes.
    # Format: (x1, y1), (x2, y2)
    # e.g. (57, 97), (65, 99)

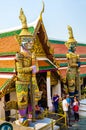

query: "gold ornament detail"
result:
(19, 8), (27, 29)
(65, 25), (77, 49)
(19, 8), (31, 36)
(33, 36), (46, 56)
(40, 0), (45, 20)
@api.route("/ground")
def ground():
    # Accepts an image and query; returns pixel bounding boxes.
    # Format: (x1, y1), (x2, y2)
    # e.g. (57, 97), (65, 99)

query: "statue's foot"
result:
(22, 119), (29, 126)
(19, 117), (29, 126)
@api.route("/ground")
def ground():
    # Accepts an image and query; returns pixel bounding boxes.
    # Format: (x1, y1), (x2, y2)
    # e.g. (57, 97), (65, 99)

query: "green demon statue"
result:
(65, 25), (80, 99)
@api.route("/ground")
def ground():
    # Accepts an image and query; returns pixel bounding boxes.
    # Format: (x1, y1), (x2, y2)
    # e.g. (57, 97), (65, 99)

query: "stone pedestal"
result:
(0, 97), (5, 119)
(15, 118), (60, 130)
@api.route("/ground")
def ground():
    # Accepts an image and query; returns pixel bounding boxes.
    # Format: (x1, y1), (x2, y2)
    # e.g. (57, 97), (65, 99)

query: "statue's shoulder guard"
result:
(76, 54), (80, 58)
(66, 53), (71, 58)
(16, 52), (24, 60)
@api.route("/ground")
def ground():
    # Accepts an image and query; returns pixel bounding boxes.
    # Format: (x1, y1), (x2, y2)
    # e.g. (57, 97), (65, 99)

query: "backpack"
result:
(73, 105), (79, 112)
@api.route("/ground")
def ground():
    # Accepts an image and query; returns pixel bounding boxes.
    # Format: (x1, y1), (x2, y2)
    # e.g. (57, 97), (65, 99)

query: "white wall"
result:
(52, 80), (61, 98)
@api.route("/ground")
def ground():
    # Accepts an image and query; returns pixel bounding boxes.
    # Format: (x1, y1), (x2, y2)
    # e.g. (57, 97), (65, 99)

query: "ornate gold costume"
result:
(16, 52), (32, 109)
(15, 8), (42, 126)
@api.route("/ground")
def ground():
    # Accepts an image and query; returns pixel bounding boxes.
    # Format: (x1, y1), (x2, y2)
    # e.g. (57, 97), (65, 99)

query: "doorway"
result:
(5, 93), (10, 121)
(36, 72), (48, 109)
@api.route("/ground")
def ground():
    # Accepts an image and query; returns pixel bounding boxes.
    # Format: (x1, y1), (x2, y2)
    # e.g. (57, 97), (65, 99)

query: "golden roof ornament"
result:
(65, 25), (77, 49)
(40, 0), (44, 20)
(19, 8), (28, 29)
(19, 8), (32, 36)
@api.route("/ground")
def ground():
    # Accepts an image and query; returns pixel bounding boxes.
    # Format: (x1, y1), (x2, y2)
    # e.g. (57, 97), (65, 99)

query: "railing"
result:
(46, 111), (67, 129)
(0, 109), (66, 129)
(56, 112), (67, 128)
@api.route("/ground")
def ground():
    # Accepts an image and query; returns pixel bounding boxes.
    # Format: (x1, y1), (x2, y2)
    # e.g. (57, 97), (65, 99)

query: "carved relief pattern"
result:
(33, 36), (46, 57)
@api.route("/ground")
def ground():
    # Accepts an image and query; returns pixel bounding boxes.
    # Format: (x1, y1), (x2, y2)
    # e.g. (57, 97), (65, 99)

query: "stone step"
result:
(79, 108), (86, 111)
(80, 99), (86, 104)
(79, 99), (86, 116)
(79, 106), (86, 110)
(79, 111), (86, 116)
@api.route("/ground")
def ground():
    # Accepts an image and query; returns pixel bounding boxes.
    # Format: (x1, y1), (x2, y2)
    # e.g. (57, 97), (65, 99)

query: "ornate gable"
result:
(33, 35), (46, 57)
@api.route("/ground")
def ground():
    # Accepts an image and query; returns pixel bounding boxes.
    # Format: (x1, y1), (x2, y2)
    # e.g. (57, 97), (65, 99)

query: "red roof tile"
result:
(50, 44), (67, 54)
(80, 66), (86, 74)
(0, 36), (20, 53)
(50, 43), (86, 55)
(0, 78), (8, 87)
(38, 60), (49, 66)
(59, 66), (86, 78)
(76, 46), (86, 55)
(0, 60), (15, 68)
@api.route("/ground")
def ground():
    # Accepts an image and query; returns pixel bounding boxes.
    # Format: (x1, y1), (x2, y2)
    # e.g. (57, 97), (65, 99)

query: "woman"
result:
(73, 97), (79, 121)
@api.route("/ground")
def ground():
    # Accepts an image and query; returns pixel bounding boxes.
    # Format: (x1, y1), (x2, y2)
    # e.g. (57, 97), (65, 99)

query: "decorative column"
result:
(46, 71), (53, 111)
(0, 97), (5, 120)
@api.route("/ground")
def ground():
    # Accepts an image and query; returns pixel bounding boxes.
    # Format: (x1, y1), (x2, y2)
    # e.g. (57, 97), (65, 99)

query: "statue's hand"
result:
(32, 65), (37, 74)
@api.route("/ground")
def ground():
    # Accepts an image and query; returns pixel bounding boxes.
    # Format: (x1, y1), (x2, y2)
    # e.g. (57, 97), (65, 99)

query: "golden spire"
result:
(65, 25), (77, 49)
(19, 8), (32, 36)
(19, 8), (28, 29)
(67, 25), (74, 39)
(40, 0), (44, 20)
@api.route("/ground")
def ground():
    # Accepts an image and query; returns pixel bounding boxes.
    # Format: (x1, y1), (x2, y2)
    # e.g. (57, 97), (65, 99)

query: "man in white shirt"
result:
(62, 95), (72, 128)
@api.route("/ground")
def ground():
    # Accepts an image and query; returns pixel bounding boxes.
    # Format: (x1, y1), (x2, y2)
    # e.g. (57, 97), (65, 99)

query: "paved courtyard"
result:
(69, 116), (86, 130)
(60, 116), (86, 130)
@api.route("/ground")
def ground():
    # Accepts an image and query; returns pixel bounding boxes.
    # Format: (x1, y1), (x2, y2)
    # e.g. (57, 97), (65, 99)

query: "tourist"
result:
(66, 94), (72, 107)
(52, 93), (59, 113)
(66, 94), (72, 123)
(35, 105), (44, 118)
(28, 103), (32, 119)
(73, 96), (80, 105)
(73, 97), (80, 121)
(62, 95), (72, 128)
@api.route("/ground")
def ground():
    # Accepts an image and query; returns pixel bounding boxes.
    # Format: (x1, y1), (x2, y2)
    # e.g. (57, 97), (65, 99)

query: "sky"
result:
(0, 0), (86, 43)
